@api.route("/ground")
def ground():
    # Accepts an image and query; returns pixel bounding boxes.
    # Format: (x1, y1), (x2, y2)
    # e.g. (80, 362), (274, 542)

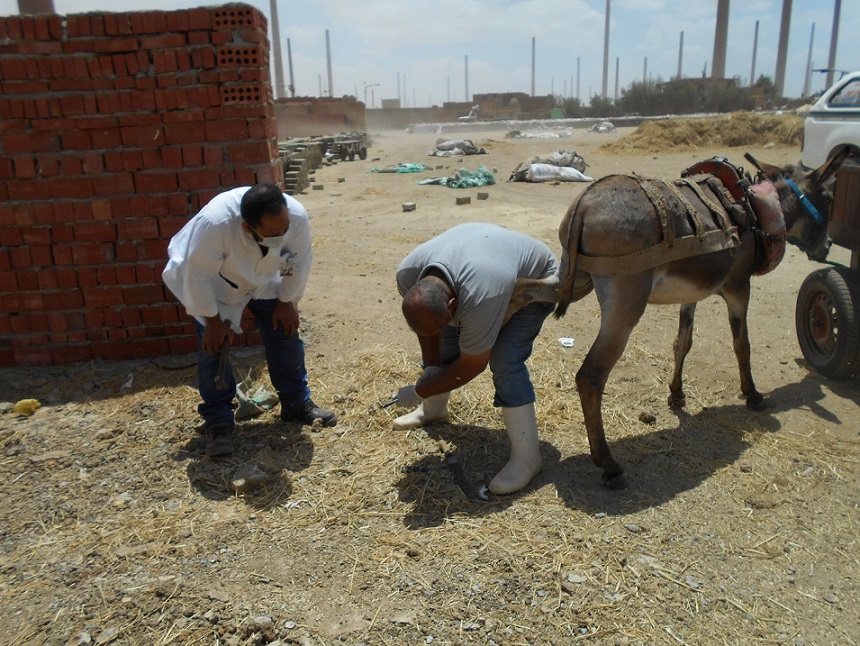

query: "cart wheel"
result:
(348, 149), (355, 161)
(795, 267), (860, 378)
(358, 146), (368, 160)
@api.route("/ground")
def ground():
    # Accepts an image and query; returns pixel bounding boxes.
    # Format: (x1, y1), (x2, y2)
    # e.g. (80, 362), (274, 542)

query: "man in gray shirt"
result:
(394, 223), (557, 495)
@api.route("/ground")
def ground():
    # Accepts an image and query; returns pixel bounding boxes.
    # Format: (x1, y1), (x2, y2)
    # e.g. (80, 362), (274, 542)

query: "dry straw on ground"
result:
(602, 112), (805, 153)
(1, 119), (858, 644)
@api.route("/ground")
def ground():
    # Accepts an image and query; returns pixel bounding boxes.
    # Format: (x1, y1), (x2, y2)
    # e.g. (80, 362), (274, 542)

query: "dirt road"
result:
(1, 121), (857, 645)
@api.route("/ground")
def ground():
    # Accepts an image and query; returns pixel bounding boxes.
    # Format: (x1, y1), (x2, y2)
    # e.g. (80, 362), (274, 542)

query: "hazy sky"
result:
(2, 1), (856, 106)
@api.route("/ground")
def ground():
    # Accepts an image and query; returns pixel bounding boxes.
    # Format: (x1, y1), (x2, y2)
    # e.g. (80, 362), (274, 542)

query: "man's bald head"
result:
(402, 278), (453, 336)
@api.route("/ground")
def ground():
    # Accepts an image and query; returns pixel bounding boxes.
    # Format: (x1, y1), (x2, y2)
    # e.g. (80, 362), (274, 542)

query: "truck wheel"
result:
(795, 267), (860, 378)
(358, 146), (368, 160)
(348, 149), (355, 161)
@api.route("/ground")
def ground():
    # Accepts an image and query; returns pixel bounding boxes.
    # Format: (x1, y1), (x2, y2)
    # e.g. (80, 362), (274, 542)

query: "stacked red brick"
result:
(0, 4), (282, 366)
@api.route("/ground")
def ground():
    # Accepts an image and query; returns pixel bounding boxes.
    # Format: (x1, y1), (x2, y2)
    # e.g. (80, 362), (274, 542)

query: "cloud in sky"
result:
(1, 0), (856, 106)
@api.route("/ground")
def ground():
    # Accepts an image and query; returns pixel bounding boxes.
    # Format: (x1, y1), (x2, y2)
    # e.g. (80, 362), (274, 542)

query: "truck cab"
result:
(801, 70), (860, 169)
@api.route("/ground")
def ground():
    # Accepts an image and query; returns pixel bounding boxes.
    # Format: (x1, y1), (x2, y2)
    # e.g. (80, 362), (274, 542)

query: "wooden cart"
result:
(795, 165), (860, 378)
(328, 137), (368, 162)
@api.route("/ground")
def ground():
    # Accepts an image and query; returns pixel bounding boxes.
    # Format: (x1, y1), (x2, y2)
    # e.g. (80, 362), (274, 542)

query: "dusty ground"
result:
(1, 118), (858, 646)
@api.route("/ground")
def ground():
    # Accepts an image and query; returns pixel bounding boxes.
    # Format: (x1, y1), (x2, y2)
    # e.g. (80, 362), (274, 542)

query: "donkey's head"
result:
(745, 146), (852, 262)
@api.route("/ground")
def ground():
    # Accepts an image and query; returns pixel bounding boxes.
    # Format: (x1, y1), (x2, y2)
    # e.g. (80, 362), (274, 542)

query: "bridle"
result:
(781, 177), (831, 260)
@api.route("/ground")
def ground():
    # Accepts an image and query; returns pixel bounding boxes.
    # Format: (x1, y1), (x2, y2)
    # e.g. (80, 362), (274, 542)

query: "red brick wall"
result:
(0, 4), (282, 366)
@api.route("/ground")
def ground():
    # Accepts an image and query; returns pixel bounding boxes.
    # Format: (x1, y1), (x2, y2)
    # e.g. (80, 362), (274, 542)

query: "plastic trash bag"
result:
(370, 162), (427, 173)
(235, 376), (279, 420)
(508, 150), (588, 182)
(417, 165), (496, 188)
(525, 163), (593, 183)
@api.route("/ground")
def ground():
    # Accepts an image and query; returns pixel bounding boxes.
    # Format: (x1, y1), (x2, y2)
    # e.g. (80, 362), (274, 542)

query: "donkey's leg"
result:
(668, 303), (697, 408)
(577, 275), (650, 488)
(722, 286), (766, 410)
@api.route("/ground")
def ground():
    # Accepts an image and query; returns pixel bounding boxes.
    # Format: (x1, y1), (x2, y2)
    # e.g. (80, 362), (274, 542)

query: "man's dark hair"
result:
(240, 183), (286, 227)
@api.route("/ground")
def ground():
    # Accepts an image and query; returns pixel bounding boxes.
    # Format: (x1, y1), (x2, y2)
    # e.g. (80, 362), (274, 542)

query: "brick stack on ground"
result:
(0, 4), (282, 367)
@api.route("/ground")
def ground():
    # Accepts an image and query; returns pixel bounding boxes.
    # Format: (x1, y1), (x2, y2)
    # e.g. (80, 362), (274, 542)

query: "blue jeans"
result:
(195, 298), (311, 431)
(439, 301), (554, 408)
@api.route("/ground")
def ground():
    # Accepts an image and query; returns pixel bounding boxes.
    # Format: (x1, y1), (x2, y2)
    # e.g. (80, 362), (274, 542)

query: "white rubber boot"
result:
(489, 403), (542, 495)
(393, 392), (450, 430)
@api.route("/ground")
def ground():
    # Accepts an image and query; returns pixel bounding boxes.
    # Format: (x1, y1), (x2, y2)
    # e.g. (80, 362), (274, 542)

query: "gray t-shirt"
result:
(396, 223), (558, 354)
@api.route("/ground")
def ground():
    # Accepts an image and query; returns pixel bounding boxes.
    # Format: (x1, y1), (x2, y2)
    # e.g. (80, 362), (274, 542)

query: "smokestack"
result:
(287, 38), (295, 96)
(826, 0), (841, 88)
(269, 0), (286, 99)
(601, 0), (610, 98)
(774, 0), (792, 97)
(712, 0), (729, 79)
(750, 20), (759, 85)
(531, 37), (536, 96)
(803, 23), (815, 97)
(325, 29), (334, 97)
(677, 31), (684, 79)
(614, 57), (619, 101)
(464, 55), (469, 102)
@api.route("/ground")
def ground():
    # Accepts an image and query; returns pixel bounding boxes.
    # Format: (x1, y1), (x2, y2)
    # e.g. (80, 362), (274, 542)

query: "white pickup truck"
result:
(801, 70), (860, 168)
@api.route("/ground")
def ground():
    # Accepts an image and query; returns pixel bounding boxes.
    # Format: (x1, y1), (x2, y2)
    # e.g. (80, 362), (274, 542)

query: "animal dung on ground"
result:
(477, 192), (489, 200)
(402, 202), (417, 212)
(456, 196), (471, 205)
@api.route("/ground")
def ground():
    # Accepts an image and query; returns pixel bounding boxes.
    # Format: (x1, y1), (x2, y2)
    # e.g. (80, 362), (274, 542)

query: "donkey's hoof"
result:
(668, 392), (686, 409)
(746, 394), (769, 411)
(602, 472), (627, 490)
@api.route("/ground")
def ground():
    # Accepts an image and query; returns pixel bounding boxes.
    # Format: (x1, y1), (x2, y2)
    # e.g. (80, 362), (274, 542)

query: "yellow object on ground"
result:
(12, 399), (42, 416)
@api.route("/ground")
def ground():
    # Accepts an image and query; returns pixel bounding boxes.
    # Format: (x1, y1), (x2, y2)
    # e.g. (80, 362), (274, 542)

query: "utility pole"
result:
(601, 0), (610, 98)
(325, 29), (334, 98)
(464, 55), (469, 103)
(531, 37), (536, 96)
(803, 23), (815, 96)
(286, 38), (296, 96)
(750, 20), (759, 86)
(269, 0), (286, 99)
(826, 0), (841, 88)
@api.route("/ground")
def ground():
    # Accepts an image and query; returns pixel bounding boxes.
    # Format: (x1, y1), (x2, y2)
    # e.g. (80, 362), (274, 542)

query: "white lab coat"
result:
(162, 188), (313, 333)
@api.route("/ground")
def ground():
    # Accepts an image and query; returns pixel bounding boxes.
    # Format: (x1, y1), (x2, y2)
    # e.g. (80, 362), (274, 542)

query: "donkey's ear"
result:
(812, 145), (853, 184)
(744, 152), (786, 181)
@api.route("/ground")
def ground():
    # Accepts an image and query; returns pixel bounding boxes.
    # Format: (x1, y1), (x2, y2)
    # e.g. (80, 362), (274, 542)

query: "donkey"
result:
(509, 146), (851, 488)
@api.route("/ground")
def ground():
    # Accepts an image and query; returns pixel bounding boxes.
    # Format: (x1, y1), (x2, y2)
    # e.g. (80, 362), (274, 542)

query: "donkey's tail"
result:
(554, 195), (589, 319)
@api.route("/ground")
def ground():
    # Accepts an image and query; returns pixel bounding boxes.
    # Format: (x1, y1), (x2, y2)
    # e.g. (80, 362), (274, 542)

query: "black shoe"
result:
(205, 426), (234, 457)
(281, 400), (337, 427)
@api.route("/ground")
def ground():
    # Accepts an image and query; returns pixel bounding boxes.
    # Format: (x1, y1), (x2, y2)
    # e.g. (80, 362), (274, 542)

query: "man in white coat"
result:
(163, 183), (336, 457)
